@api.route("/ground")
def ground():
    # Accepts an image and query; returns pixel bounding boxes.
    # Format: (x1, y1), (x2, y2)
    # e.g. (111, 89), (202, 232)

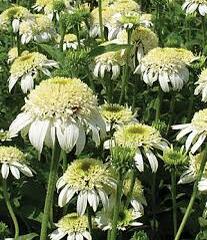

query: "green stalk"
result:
(98, 0), (104, 42)
(186, 86), (194, 122)
(110, 174), (124, 240)
(151, 173), (157, 238)
(60, 28), (66, 52)
(2, 179), (19, 239)
(155, 87), (163, 122)
(119, 29), (132, 104)
(16, 32), (21, 56)
(174, 145), (207, 240)
(167, 93), (176, 134)
(75, 24), (81, 48)
(201, 16), (206, 51)
(125, 170), (136, 208)
(171, 167), (177, 238)
(87, 207), (93, 236)
(40, 141), (61, 240)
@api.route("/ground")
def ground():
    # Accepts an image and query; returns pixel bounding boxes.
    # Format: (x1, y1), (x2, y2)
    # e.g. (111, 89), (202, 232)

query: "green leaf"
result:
(36, 43), (65, 63)
(88, 44), (128, 58)
(17, 233), (38, 240)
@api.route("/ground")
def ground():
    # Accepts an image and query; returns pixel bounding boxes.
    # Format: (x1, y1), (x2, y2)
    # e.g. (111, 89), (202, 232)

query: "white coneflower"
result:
(56, 158), (116, 215)
(0, 146), (33, 179)
(56, 34), (80, 50)
(114, 123), (168, 172)
(0, 5), (31, 33)
(19, 14), (56, 44)
(195, 68), (207, 102)
(49, 213), (91, 240)
(140, 13), (153, 28)
(8, 51), (58, 93)
(32, 0), (70, 21)
(135, 47), (194, 92)
(93, 44), (125, 80)
(179, 153), (207, 192)
(108, 11), (140, 40)
(96, 204), (142, 231)
(9, 77), (106, 154)
(116, 26), (158, 64)
(7, 47), (29, 64)
(182, 0), (207, 16)
(172, 108), (207, 153)
(89, 0), (140, 38)
(100, 103), (136, 131)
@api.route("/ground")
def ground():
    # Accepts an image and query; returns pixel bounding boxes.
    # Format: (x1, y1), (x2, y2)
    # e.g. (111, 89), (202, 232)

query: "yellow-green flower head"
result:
(19, 14), (56, 44)
(114, 123), (168, 172)
(100, 103), (135, 130)
(172, 48), (195, 65)
(57, 158), (116, 215)
(50, 213), (91, 240)
(0, 129), (12, 142)
(123, 177), (144, 201)
(8, 51), (58, 93)
(0, 146), (33, 179)
(0, 5), (31, 32)
(9, 77), (106, 154)
(173, 108), (207, 153)
(56, 33), (80, 50)
(33, 0), (69, 21)
(93, 43), (125, 80)
(195, 68), (207, 102)
(7, 47), (29, 63)
(178, 152), (207, 193)
(163, 145), (188, 166)
(96, 204), (142, 231)
(140, 13), (153, 28)
(135, 47), (190, 92)
(182, 0), (207, 16)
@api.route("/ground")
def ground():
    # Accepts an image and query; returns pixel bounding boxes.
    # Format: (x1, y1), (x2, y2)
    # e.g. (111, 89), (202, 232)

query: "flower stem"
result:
(151, 173), (157, 238)
(119, 29), (132, 105)
(87, 207), (93, 236)
(2, 179), (19, 239)
(40, 141), (61, 240)
(174, 145), (207, 240)
(201, 16), (206, 51)
(98, 0), (104, 42)
(171, 167), (177, 238)
(155, 87), (163, 122)
(75, 24), (81, 48)
(125, 170), (136, 208)
(167, 93), (176, 134)
(110, 174), (124, 240)
(60, 28), (66, 52)
(16, 32), (21, 56)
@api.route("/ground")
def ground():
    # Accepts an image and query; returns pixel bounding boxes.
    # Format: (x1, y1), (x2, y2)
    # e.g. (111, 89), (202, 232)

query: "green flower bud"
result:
(163, 145), (188, 166)
(131, 231), (149, 240)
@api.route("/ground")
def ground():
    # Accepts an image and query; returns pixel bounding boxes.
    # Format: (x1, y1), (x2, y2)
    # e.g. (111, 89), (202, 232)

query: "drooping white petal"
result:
(77, 190), (88, 215)
(75, 124), (86, 155)
(145, 149), (158, 172)
(49, 228), (66, 240)
(94, 62), (101, 77)
(198, 178), (207, 192)
(185, 130), (198, 152)
(98, 189), (109, 210)
(20, 72), (34, 93)
(10, 165), (20, 179)
(178, 169), (195, 184)
(82, 231), (92, 240)
(8, 75), (19, 92)
(176, 126), (193, 140)
(1, 163), (9, 179)
(88, 189), (99, 212)
(172, 123), (191, 130)
(76, 233), (84, 240)
(29, 119), (50, 152)
(58, 185), (70, 207)
(186, 3), (198, 14)
(134, 148), (144, 172)
(18, 164), (33, 177)
(199, 4), (207, 16)
(9, 112), (33, 138)
(12, 19), (20, 33)
(56, 176), (66, 191)
(191, 133), (206, 154)
(158, 71), (170, 92)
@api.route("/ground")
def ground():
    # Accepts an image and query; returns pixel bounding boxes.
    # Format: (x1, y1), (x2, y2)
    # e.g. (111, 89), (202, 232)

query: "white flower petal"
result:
(29, 119), (50, 152)
(58, 185), (70, 207)
(185, 130), (198, 152)
(20, 72), (34, 93)
(134, 148), (144, 172)
(1, 163), (9, 179)
(145, 149), (158, 172)
(77, 190), (88, 215)
(82, 231), (92, 240)
(10, 165), (20, 179)
(191, 133), (206, 154)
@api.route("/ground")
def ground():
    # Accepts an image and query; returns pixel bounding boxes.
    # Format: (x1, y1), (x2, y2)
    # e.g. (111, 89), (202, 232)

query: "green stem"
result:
(16, 32), (21, 56)
(151, 173), (157, 238)
(171, 167), (177, 238)
(2, 179), (19, 239)
(201, 16), (206, 51)
(60, 28), (66, 52)
(174, 145), (207, 240)
(40, 141), (61, 240)
(98, 0), (104, 42)
(110, 174), (124, 240)
(119, 29), (132, 104)
(75, 24), (81, 48)
(155, 87), (163, 122)
(167, 93), (176, 134)
(125, 170), (136, 208)
(87, 207), (93, 236)
(186, 86), (194, 123)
